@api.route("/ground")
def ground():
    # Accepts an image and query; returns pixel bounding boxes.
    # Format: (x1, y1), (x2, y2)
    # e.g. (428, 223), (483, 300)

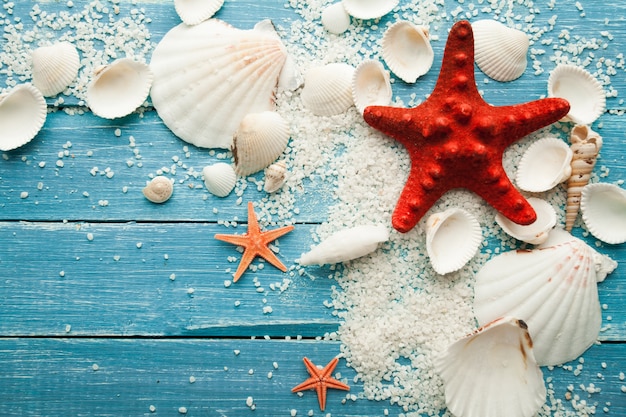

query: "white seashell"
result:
(496, 197), (556, 245)
(86, 58), (153, 119)
(174, 0), (224, 25)
(0, 84), (47, 152)
(581, 183), (626, 244)
(341, 0), (399, 20)
(143, 176), (174, 203)
(547, 64), (606, 125)
(150, 19), (289, 149)
(263, 161), (288, 193)
(516, 137), (573, 193)
(232, 111), (290, 177)
(381, 21), (434, 84)
(425, 208), (481, 275)
(472, 19), (529, 82)
(352, 60), (392, 114)
(31, 42), (80, 97)
(202, 163), (237, 197)
(321, 2), (351, 35)
(474, 228), (617, 366)
(299, 224), (389, 266)
(435, 317), (546, 417)
(301, 63), (355, 116)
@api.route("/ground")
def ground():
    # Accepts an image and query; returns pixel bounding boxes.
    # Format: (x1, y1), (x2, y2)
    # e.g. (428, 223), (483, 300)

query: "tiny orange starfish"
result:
(214, 201), (294, 282)
(292, 357), (350, 411)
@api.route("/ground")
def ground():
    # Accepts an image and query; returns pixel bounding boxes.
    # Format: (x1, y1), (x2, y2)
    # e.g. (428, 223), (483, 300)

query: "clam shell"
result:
(547, 64), (606, 125)
(341, 0), (398, 20)
(515, 137), (573, 193)
(496, 197), (556, 245)
(425, 208), (481, 275)
(0, 84), (47, 152)
(581, 183), (626, 244)
(301, 63), (355, 116)
(472, 19), (529, 82)
(381, 21), (434, 84)
(31, 42), (80, 97)
(202, 162), (237, 197)
(174, 0), (224, 25)
(435, 317), (546, 417)
(150, 19), (289, 149)
(263, 160), (287, 193)
(143, 176), (174, 204)
(352, 59), (392, 114)
(86, 58), (152, 119)
(321, 2), (351, 35)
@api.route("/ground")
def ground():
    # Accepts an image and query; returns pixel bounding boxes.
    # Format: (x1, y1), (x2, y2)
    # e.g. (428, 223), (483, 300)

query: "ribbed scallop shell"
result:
(342, 0), (398, 20)
(31, 42), (80, 97)
(516, 136), (573, 193)
(352, 60), (392, 114)
(581, 183), (626, 244)
(381, 21), (434, 84)
(547, 64), (606, 125)
(263, 160), (287, 193)
(496, 197), (556, 245)
(150, 19), (289, 149)
(301, 63), (355, 116)
(321, 2), (351, 35)
(174, 0), (224, 25)
(143, 176), (174, 204)
(472, 19), (529, 82)
(202, 162), (237, 197)
(0, 84), (47, 152)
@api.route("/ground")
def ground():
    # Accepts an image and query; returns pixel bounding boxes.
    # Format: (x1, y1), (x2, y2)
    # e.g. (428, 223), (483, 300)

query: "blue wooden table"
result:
(1, 1), (625, 416)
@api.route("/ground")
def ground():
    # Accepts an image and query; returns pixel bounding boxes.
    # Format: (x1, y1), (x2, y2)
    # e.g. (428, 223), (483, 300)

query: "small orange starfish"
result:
(292, 357), (350, 411)
(214, 201), (294, 282)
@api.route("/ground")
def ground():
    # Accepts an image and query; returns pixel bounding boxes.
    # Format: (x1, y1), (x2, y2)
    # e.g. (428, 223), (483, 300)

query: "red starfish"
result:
(214, 201), (294, 282)
(291, 357), (350, 411)
(363, 20), (570, 233)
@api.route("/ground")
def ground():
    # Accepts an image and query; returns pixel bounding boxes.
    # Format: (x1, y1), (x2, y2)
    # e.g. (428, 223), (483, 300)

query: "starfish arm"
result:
(246, 201), (261, 235)
(291, 378), (320, 393)
(324, 378), (350, 391)
(214, 233), (250, 248)
(232, 247), (258, 282)
(316, 386), (327, 411)
(261, 225), (295, 243)
(392, 174), (447, 233)
(255, 245), (289, 273)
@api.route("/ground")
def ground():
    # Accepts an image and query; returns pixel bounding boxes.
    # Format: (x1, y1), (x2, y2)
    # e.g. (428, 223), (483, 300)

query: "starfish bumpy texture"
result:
(363, 20), (570, 233)
(291, 357), (350, 411)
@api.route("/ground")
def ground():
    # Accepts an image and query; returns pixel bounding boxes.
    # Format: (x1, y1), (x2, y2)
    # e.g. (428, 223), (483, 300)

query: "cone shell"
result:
(547, 64), (606, 125)
(516, 136), (573, 193)
(301, 63), (355, 116)
(496, 197), (556, 245)
(381, 21), (433, 83)
(581, 183), (626, 244)
(342, 0), (398, 20)
(352, 60), (392, 114)
(143, 176), (174, 204)
(472, 19), (529, 82)
(31, 42), (80, 97)
(202, 162), (237, 197)
(174, 0), (224, 25)
(263, 160), (287, 193)
(0, 84), (47, 152)
(321, 2), (351, 35)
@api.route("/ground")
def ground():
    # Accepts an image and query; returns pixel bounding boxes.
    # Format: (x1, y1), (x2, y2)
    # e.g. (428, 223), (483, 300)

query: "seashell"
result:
(174, 0), (224, 26)
(263, 160), (288, 193)
(143, 176), (174, 203)
(232, 111), (290, 177)
(31, 42), (80, 97)
(565, 124), (603, 231)
(301, 63), (355, 116)
(202, 162), (237, 197)
(0, 84), (47, 152)
(299, 224), (389, 266)
(352, 59), (392, 115)
(86, 58), (153, 119)
(150, 19), (289, 149)
(425, 208), (481, 275)
(381, 21), (433, 84)
(581, 183), (626, 244)
(341, 0), (399, 20)
(321, 2), (351, 35)
(474, 228), (617, 366)
(472, 19), (529, 82)
(515, 136), (573, 193)
(547, 64), (606, 125)
(435, 317), (546, 417)
(496, 197), (556, 245)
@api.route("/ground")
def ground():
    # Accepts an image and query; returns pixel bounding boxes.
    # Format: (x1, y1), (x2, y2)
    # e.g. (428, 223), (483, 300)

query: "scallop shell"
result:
(473, 228), (617, 366)
(435, 317), (546, 417)
(174, 0), (224, 25)
(321, 2), (351, 35)
(86, 58), (153, 119)
(496, 197), (556, 245)
(232, 111), (290, 177)
(202, 162), (237, 197)
(381, 21), (434, 84)
(299, 224), (389, 266)
(0, 84), (47, 152)
(425, 208), (481, 275)
(143, 176), (174, 204)
(341, 0), (399, 20)
(301, 63), (355, 116)
(352, 60), (392, 114)
(581, 183), (626, 244)
(263, 161), (288, 193)
(472, 19), (529, 82)
(150, 19), (289, 149)
(31, 42), (80, 97)
(547, 64), (606, 125)
(516, 136), (573, 193)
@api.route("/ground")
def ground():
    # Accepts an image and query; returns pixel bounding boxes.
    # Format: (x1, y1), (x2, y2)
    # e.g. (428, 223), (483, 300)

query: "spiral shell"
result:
(143, 176), (174, 204)
(263, 160), (288, 193)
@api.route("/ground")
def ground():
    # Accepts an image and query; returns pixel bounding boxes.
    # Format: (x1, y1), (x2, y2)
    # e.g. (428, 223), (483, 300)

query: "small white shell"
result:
(581, 183), (626, 244)
(516, 137), (573, 193)
(174, 0), (224, 25)
(352, 60), (392, 114)
(143, 176), (174, 203)
(472, 19), (529, 82)
(301, 63), (355, 116)
(86, 58), (153, 119)
(342, 0), (398, 20)
(299, 224), (389, 266)
(202, 163), (237, 198)
(31, 42), (80, 97)
(0, 84), (47, 152)
(263, 161), (287, 193)
(381, 21), (434, 83)
(547, 64), (606, 125)
(425, 208), (481, 275)
(321, 2), (351, 35)
(496, 197), (557, 245)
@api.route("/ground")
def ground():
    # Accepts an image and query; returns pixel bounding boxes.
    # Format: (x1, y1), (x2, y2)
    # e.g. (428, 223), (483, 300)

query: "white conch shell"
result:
(263, 160), (287, 193)
(321, 2), (351, 35)
(143, 176), (174, 203)
(496, 197), (556, 245)
(425, 208), (481, 275)
(381, 21), (433, 83)
(202, 162), (236, 197)
(565, 124), (602, 231)
(516, 136), (573, 193)
(86, 58), (153, 119)
(0, 84), (47, 151)
(581, 183), (626, 244)
(150, 19), (289, 149)
(474, 228), (617, 366)
(301, 63), (355, 116)
(342, 0), (398, 20)
(232, 111), (290, 177)
(547, 64), (606, 125)
(352, 60), (392, 114)
(435, 317), (546, 417)
(299, 224), (389, 266)
(174, 0), (224, 25)
(31, 42), (80, 97)
(472, 19), (529, 82)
